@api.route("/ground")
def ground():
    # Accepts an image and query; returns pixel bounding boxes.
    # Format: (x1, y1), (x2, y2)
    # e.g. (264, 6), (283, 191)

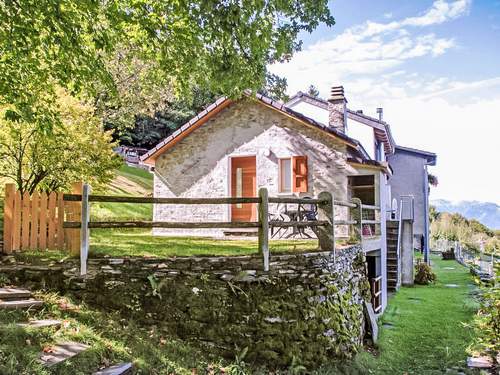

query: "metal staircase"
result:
(386, 220), (399, 292)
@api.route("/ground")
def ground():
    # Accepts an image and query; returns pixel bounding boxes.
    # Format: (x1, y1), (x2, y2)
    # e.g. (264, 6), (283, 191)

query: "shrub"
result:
(414, 261), (437, 285)
(468, 266), (500, 359)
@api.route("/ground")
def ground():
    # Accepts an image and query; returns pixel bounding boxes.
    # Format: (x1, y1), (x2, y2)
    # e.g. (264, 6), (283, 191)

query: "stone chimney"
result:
(328, 86), (347, 133)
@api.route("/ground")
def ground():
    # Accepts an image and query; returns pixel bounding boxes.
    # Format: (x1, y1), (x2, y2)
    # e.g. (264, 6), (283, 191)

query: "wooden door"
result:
(231, 156), (256, 222)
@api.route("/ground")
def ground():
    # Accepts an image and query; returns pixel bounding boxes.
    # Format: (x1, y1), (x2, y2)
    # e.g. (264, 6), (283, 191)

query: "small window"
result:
(279, 158), (292, 193)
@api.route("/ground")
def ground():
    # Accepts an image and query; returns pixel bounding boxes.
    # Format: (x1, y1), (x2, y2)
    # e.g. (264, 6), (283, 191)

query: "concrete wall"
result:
(153, 99), (359, 236)
(387, 150), (427, 248)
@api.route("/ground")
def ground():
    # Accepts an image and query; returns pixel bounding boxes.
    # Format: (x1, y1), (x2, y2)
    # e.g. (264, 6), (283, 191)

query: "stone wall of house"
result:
(153, 98), (357, 237)
(0, 246), (371, 368)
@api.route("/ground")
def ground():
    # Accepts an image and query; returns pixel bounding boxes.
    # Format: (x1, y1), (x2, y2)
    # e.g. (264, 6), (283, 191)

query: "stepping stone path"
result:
(0, 287), (43, 310)
(444, 284), (460, 288)
(443, 267), (456, 270)
(93, 362), (134, 375)
(1, 285), (132, 373)
(39, 341), (90, 367)
(18, 319), (62, 329)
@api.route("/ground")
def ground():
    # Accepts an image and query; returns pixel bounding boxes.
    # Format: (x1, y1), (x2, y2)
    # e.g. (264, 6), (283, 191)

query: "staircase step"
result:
(0, 287), (31, 300)
(40, 341), (89, 367)
(18, 319), (61, 329)
(93, 363), (133, 375)
(0, 298), (43, 310)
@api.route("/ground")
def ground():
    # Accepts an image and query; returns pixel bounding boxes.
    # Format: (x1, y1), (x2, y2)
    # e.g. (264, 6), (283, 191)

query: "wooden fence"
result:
(3, 182), (382, 275)
(3, 183), (83, 254)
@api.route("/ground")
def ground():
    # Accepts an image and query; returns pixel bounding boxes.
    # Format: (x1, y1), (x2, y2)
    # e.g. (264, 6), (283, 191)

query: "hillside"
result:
(91, 164), (153, 221)
(431, 199), (500, 230)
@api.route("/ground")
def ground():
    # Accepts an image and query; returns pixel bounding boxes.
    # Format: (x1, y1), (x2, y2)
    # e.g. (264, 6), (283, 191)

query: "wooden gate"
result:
(3, 182), (82, 254)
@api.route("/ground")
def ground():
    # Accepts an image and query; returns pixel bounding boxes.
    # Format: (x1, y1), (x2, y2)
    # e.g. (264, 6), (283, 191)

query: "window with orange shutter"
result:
(292, 156), (308, 193)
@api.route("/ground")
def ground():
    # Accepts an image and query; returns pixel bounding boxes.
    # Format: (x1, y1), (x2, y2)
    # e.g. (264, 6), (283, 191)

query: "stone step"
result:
(93, 363), (133, 375)
(0, 298), (43, 310)
(18, 319), (61, 329)
(0, 287), (31, 300)
(40, 341), (90, 367)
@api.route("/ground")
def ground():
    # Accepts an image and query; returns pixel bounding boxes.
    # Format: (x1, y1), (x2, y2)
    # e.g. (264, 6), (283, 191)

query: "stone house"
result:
(142, 86), (395, 312)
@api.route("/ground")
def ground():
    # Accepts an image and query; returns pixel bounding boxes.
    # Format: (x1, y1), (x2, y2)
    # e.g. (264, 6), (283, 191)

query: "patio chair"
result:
(297, 197), (319, 238)
(269, 203), (289, 239)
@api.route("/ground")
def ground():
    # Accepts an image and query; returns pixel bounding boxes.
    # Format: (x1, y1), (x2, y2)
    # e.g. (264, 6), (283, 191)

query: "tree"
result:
(0, 90), (121, 194)
(1, 1), (334, 129)
(307, 85), (320, 98)
(118, 87), (217, 148)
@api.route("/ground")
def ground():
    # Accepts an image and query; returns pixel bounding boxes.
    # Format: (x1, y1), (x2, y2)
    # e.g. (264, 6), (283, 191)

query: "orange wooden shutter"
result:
(292, 156), (308, 193)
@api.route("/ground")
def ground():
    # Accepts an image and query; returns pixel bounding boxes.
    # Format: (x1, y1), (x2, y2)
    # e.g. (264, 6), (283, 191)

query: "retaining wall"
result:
(0, 246), (371, 368)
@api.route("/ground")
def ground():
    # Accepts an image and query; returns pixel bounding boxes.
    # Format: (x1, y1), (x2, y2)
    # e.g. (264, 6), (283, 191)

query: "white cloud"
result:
(270, 1), (500, 203)
(270, 1), (466, 96)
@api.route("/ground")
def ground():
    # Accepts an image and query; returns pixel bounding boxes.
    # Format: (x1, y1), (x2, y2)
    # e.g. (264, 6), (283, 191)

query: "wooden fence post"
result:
(258, 187), (269, 272)
(317, 191), (335, 252)
(80, 183), (90, 276)
(350, 198), (363, 243)
(3, 184), (15, 253)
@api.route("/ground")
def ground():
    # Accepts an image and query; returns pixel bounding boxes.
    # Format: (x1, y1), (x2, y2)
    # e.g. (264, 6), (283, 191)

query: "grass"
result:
(90, 229), (319, 257)
(351, 254), (478, 375)
(90, 164), (153, 222)
(1, 255), (479, 374)
(0, 292), (227, 375)
(82, 163), (322, 258)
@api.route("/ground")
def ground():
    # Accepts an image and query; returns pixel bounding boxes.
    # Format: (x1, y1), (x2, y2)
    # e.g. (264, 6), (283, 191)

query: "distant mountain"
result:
(431, 200), (500, 230)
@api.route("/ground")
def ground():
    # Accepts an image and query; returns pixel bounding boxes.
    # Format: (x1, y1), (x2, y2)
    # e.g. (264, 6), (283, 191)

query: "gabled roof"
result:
(287, 91), (329, 109)
(286, 92), (395, 154)
(141, 92), (359, 165)
(394, 145), (437, 165)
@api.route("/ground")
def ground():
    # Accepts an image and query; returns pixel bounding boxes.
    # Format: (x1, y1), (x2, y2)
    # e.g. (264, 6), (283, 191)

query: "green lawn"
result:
(90, 229), (319, 257)
(351, 254), (478, 375)
(0, 292), (225, 375)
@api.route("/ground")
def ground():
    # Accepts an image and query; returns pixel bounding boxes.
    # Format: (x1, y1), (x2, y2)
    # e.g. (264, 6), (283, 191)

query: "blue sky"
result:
(270, 0), (500, 204)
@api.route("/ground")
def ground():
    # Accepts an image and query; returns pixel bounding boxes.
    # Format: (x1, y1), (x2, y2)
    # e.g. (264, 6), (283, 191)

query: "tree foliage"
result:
(0, 90), (121, 194)
(115, 87), (217, 148)
(307, 84), (320, 97)
(431, 209), (499, 254)
(0, 0), (334, 129)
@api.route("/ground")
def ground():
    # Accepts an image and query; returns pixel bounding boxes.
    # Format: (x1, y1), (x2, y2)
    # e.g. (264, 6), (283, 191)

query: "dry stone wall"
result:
(0, 246), (370, 368)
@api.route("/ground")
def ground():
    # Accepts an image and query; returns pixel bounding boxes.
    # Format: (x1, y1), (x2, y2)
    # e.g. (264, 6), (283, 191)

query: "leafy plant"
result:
(414, 261), (437, 285)
(288, 355), (307, 374)
(226, 347), (249, 375)
(0, 273), (10, 287)
(147, 274), (162, 299)
(468, 266), (500, 359)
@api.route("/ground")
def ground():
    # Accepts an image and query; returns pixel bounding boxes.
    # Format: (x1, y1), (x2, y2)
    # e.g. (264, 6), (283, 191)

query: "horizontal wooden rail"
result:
(64, 194), (261, 205)
(334, 219), (358, 225)
(361, 204), (380, 211)
(334, 200), (357, 208)
(65, 221), (261, 229)
(268, 197), (325, 204)
(271, 220), (328, 228)
(64, 194), (360, 209)
(361, 219), (381, 225)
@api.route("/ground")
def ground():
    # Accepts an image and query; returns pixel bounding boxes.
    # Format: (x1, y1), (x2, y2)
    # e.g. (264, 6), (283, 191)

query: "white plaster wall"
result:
(287, 101), (329, 125)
